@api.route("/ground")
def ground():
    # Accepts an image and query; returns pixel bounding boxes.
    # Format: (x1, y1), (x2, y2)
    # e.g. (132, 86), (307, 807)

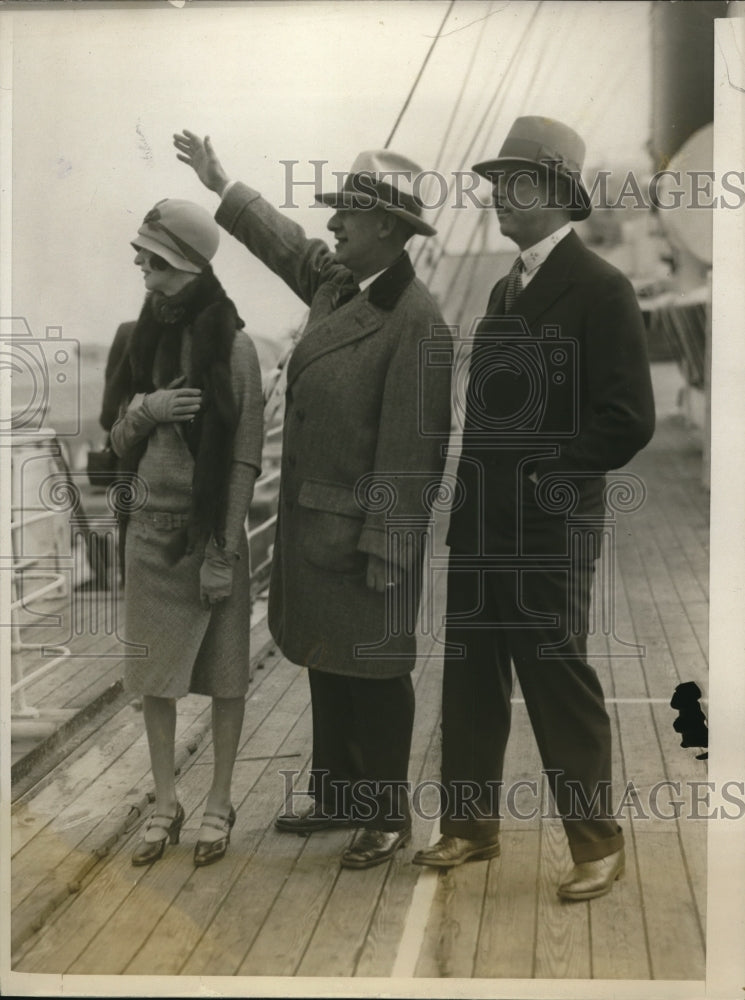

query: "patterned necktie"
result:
(502, 256), (525, 313)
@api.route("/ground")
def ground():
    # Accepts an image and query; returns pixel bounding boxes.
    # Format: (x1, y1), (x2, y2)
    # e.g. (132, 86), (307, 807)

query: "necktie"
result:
(502, 256), (525, 313)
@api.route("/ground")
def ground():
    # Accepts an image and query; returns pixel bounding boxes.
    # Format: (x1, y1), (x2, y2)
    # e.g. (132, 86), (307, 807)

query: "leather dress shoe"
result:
(340, 827), (411, 869)
(193, 806), (236, 868)
(412, 833), (501, 868)
(275, 804), (352, 835)
(132, 802), (185, 867)
(557, 847), (625, 900)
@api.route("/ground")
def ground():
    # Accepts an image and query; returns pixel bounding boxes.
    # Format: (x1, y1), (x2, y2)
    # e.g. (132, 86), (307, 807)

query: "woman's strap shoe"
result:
(131, 802), (185, 867)
(193, 806), (236, 867)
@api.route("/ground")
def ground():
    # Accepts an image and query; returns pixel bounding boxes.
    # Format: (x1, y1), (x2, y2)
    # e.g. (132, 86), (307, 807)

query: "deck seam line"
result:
(390, 825), (441, 977)
(389, 645), (445, 980)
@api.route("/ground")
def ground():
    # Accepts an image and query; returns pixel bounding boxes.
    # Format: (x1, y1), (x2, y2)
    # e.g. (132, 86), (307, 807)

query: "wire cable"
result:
(420, 1), (544, 283)
(384, 0), (457, 149)
(431, 1), (495, 173)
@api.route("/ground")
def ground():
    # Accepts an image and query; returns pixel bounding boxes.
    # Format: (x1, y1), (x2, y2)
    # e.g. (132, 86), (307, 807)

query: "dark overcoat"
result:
(216, 184), (452, 677)
(447, 229), (656, 556)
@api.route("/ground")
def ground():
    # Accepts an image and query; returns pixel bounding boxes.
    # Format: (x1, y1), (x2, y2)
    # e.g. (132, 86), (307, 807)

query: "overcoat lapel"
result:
(287, 300), (384, 387)
(484, 230), (584, 329)
(509, 230), (583, 327)
(286, 251), (416, 387)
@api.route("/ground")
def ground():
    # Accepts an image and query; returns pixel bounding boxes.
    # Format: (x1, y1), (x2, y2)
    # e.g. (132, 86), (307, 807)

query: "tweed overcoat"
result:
(216, 184), (452, 678)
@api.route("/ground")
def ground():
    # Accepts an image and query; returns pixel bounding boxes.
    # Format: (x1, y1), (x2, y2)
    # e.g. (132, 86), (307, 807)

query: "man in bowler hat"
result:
(413, 117), (655, 900)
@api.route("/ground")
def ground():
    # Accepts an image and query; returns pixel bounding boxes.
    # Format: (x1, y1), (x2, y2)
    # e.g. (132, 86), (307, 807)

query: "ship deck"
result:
(9, 413), (709, 984)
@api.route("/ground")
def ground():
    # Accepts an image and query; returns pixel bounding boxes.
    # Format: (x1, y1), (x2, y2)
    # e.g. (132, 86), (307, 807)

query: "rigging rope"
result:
(419, 1), (544, 283)
(431, 0), (495, 173)
(383, 0), (457, 150)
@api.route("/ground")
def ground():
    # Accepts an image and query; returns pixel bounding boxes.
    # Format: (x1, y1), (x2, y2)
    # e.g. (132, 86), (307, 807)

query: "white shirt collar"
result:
(520, 223), (573, 275)
(358, 267), (388, 292)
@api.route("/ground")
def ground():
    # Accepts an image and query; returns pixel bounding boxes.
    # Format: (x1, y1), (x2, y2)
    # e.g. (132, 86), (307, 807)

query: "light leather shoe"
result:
(275, 803), (352, 835)
(557, 847), (625, 901)
(340, 827), (411, 869)
(412, 833), (501, 868)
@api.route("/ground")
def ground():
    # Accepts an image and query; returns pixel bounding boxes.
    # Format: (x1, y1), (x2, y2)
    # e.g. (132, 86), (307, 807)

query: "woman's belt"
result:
(129, 510), (191, 530)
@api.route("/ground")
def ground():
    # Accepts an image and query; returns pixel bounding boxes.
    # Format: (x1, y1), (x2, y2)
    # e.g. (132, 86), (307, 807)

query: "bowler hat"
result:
(315, 150), (437, 237)
(473, 116), (592, 221)
(132, 198), (220, 273)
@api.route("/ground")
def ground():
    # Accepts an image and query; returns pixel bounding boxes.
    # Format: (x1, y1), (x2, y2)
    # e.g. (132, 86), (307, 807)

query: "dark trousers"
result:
(306, 669), (415, 831)
(441, 555), (624, 863)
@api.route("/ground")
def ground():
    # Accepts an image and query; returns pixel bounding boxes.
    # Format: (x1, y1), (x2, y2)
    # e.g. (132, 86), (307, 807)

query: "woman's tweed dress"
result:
(113, 331), (263, 699)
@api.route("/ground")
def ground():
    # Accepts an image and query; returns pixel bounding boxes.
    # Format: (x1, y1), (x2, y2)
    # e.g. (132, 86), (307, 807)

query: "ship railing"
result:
(10, 430), (72, 720)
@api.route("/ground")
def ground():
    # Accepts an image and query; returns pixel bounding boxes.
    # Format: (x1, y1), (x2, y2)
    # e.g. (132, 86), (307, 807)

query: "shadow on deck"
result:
(9, 414), (708, 983)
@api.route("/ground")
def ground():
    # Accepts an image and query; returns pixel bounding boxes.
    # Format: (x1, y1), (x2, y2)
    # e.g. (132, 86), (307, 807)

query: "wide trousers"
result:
(440, 552), (624, 863)
(305, 668), (415, 832)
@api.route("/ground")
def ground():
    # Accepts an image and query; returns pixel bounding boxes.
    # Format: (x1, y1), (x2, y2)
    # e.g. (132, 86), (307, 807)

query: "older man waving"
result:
(175, 130), (451, 870)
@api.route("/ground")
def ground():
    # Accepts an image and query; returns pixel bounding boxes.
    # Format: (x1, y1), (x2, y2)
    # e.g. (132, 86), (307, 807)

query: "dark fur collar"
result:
(119, 267), (241, 561)
(367, 252), (416, 310)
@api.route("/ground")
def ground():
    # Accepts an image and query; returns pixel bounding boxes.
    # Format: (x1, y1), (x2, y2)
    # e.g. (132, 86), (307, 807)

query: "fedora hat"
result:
(473, 116), (592, 221)
(132, 198), (220, 273)
(315, 150), (437, 237)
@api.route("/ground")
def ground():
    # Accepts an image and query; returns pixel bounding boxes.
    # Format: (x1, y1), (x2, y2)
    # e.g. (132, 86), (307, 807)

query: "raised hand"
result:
(173, 130), (229, 195)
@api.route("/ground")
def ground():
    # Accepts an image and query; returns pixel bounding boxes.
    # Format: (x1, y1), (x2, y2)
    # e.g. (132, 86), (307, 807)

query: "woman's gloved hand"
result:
(199, 543), (238, 608)
(142, 376), (202, 423)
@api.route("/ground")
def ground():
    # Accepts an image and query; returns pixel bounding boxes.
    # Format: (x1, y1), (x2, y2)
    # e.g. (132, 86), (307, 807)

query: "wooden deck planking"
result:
(13, 646), (300, 973)
(614, 702), (705, 980)
(11, 415), (709, 982)
(237, 644), (444, 978)
(12, 694), (209, 940)
(534, 819), (591, 979)
(582, 693), (653, 982)
(633, 831), (706, 981)
(415, 700), (544, 978)
(63, 667), (313, 975)
(348, 643), (446, 976)
(650, 701), (708, 931)
(588, 824), (652, 981)
(292, 632), (446, 979)
(414, 862), (490, 978)
(178, 686), (323, 975)
(127, 668), (315, 977)
(471, 830), (541, 979)
(615, 532), (686, 699)
(468, 698), (544, 978)
(123, 756), (275, 976)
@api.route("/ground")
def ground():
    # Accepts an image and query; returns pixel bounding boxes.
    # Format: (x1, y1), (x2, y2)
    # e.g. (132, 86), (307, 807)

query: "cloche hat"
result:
(472, 116), (592, 221)
(132, 198), (220, 273)
(315, 150), (437, 237)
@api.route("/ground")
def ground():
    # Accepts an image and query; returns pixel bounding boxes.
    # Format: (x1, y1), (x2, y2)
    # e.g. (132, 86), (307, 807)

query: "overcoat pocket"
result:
(297, 479), (366, 574)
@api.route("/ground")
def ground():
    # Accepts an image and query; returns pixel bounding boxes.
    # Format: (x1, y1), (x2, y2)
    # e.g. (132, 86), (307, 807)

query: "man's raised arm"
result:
(174, 129), (344, 306)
